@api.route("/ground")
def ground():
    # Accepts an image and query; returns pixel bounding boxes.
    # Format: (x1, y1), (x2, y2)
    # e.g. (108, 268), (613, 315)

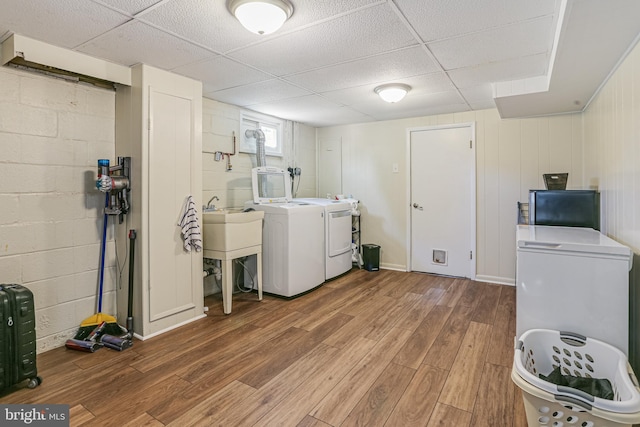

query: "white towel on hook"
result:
(178, 195), (202, 252)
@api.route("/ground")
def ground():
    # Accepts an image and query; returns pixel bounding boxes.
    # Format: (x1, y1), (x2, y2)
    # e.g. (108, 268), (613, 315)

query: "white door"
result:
(409, 125), (475, 278)
(318, 137), (341, 198)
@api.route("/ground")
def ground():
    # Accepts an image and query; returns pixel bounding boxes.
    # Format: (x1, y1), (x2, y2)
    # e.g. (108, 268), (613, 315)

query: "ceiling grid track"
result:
(387, 0), (472, 110)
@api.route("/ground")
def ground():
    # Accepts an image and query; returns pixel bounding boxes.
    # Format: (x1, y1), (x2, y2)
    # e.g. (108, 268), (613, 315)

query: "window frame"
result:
(239, 111), (284, 157)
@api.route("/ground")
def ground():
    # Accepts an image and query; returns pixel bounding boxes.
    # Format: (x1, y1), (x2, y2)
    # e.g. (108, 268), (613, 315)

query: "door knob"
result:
(412, 203), (423, 210)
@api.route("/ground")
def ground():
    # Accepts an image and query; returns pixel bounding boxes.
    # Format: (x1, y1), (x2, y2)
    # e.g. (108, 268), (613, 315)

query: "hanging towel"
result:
(178, 195), (202, 252)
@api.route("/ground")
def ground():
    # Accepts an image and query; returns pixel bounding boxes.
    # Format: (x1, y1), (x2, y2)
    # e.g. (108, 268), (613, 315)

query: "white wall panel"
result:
(584, 39), (640, 252)
(474, 111), (488, 278)
(548, 116), (573, 181)
(498, 119), (521, 280)
(520, 120), (539, 201)
(537, 119), (550, 189)
(293, 123), (317, 198)
(479, 109), (502, 281)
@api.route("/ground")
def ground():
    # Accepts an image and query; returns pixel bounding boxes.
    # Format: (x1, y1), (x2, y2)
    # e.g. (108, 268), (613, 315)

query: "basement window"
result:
(240, 111), (283, 157)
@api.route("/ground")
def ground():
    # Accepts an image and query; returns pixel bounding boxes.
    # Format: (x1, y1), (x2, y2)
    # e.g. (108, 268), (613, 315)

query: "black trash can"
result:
(362, 244), (380, 272)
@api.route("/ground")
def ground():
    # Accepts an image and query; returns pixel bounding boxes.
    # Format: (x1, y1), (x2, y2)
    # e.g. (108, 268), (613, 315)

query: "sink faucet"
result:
(206, 195), (219, 210)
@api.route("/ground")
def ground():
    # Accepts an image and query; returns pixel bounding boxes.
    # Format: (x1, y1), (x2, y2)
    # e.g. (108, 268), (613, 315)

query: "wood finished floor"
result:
(1, 269), (528, 426)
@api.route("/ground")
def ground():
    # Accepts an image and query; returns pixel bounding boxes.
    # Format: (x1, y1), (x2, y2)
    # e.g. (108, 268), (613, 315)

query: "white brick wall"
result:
(0, 66), (117, 353)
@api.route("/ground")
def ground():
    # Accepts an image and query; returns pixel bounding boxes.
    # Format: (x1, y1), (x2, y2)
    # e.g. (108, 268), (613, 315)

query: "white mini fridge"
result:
(516, 225), (633, 355)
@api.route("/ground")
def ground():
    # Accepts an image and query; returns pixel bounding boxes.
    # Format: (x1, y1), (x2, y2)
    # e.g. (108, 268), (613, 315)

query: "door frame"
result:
(405, 122), (477, 279)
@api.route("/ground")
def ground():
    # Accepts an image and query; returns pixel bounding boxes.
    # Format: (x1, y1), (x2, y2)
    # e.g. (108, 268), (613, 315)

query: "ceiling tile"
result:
(320, 72), (455, 106)
(447, 53), (548, 88)
(174, 56), (273, 92)
(351, 90), (465, 118)
(246, 95), (348, 126)
(228, 3), (418, 76)
(395, 0), (556, 42)
(458, 85), (493, 106)
(77, 20), (214, 69)
(92, 0), (163, 16)
(138, 0), (258, 53)
(398, 101), (471, 119)
(468, 100), (496, 111)
(297, 107), (375, 128)
(428, 15), (554, 70)
(0, 0), (129, 48)
(286, 46), (439, 92)
(205, 79), (313, 106)
(277, 0), (385, 32)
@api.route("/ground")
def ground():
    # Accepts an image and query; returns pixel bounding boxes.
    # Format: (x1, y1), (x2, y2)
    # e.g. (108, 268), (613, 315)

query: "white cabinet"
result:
(115, 64), (204, 339)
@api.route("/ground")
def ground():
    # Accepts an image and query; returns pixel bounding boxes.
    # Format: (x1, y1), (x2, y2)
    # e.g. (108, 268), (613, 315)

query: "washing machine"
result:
(245, 167), (324, 297)
(294, 198), (352, 280)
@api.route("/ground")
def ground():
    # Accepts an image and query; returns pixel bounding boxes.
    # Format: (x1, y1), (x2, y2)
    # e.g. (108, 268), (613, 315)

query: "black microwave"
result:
(529, 190), (600, 230)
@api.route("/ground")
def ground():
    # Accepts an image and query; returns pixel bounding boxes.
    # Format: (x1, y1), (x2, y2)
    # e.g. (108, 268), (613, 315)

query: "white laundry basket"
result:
(512, 329), (640, 427)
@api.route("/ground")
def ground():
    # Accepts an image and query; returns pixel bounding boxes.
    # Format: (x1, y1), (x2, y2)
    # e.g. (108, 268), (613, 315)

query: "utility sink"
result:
(202, 209), (264, 252)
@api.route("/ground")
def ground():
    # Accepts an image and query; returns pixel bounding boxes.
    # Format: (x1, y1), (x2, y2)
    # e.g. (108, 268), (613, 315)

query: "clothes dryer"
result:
(294, 198), (352, 280)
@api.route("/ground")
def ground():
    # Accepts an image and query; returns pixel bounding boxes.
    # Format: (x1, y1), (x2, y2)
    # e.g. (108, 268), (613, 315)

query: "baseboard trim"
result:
(380, 264), (407, 272)
(134, 313), (207, 341)
(475, 275), (515, 286)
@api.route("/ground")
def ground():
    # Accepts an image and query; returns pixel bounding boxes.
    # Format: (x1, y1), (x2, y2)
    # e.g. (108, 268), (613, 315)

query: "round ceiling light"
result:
(374, 83), (411, 103)
(228, 0), (294, 35)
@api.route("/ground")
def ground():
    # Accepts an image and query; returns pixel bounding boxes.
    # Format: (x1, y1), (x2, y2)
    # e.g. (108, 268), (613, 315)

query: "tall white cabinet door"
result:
(148, 89), (195, 321)
(115, 64), (203, 339)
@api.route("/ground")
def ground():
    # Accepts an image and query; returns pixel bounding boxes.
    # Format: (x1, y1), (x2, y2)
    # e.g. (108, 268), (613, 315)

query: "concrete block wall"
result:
(202, 98), (282, 211)
(0, 65), (117, 353)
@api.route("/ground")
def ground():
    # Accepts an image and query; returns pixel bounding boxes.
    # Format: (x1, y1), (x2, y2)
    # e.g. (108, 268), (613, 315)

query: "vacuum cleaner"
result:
(65, 322), (107, 353)
(98, 229), (136, 351)
(99, 334), (132, 351)
(65, 229), (137, 353)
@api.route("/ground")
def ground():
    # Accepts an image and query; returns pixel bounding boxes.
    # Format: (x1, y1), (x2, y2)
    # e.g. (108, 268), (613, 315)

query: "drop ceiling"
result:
(1, 0), (639, 127)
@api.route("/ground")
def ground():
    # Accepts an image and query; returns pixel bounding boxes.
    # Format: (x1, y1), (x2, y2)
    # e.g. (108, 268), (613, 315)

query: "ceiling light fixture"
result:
(374, 83), (411, 103)
(228, 0), (293, 35)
